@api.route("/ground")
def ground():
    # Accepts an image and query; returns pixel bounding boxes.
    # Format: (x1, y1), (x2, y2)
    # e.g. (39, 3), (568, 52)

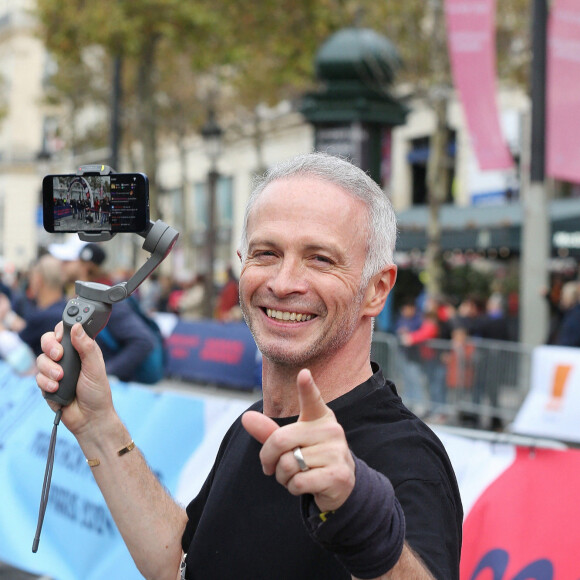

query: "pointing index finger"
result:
(297, 369), (330, 423)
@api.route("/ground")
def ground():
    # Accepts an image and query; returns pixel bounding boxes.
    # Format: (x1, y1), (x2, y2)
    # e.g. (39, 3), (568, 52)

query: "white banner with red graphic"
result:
(438, 431), (580, 579)
(444, 0), (514, 171)
(546, 0), (580, 184)
(512, 345), (580, 443)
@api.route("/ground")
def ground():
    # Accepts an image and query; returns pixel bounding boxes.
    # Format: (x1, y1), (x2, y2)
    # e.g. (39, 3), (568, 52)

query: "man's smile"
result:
(265, 308), (316, 322)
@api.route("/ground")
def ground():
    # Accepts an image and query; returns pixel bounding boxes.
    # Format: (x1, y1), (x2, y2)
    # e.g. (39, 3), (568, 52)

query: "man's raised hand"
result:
(242, 369), (355, 512)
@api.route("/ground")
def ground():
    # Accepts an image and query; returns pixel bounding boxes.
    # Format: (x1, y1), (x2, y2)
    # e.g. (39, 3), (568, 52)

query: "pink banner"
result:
(461, 446), (580, 579)
(445, 0), (514, 170)
(546, 0), (580, 184)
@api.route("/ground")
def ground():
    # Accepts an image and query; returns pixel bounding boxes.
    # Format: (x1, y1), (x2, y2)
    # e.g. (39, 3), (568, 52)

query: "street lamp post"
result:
(201, 108), (223, 319)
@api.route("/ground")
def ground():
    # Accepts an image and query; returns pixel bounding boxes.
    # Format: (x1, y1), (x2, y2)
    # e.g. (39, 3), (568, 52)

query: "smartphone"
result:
(42, 172), (150, 233)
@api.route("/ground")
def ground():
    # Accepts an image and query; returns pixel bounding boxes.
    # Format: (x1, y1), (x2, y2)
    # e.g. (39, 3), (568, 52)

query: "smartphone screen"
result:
(42, 172), (149, 233)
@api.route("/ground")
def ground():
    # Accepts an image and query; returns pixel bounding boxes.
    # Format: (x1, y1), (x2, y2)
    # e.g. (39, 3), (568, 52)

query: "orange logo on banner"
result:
(546, 364), (572, 410)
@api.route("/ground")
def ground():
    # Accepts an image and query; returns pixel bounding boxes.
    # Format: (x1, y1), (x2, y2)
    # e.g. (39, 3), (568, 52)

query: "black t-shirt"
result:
(181, 364), (462, 579)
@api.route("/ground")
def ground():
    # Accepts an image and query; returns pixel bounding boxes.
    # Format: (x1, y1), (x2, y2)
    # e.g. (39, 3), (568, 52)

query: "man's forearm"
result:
(77, 413), (187, 580)
(353, 543), (435, 580)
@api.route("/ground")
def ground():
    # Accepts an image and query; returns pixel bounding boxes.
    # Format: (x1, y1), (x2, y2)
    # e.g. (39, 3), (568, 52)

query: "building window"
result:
(407, 132), (456, 205)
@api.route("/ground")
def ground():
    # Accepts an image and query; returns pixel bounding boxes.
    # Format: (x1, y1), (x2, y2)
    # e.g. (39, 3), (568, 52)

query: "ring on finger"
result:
(293, 447), (310, 472)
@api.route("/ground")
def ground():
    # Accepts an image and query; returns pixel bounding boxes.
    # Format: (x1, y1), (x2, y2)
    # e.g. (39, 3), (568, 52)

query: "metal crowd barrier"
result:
(371, 332), (534, 429)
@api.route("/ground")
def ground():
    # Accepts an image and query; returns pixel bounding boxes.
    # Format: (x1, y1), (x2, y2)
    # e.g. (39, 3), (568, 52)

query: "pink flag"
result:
(445, 0), (514, 170)
(546, 0), (580, 184)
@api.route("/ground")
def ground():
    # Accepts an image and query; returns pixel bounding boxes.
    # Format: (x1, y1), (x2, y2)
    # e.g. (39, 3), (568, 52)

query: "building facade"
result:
(0, 4), (542, 283)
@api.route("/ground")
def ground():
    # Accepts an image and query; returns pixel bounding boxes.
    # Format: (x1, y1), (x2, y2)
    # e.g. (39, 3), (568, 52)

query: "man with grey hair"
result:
(36, 152), (462, 579)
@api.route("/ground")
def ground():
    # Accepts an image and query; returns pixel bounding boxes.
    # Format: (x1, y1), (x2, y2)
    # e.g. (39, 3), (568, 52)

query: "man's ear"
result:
(363, 265), (397, 317)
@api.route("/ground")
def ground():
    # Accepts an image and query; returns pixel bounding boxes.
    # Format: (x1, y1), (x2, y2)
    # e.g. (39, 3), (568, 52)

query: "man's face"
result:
(239, 175), (370, 368)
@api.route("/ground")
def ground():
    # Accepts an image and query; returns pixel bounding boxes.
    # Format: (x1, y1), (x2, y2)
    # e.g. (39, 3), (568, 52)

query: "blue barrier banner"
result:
(0, 362), (252, 580)
(165, 320), (261, 390)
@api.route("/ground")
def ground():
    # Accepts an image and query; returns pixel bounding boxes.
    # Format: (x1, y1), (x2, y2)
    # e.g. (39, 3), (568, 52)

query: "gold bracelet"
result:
(117, 440), (135, 456)
(86, 440), (135, 467)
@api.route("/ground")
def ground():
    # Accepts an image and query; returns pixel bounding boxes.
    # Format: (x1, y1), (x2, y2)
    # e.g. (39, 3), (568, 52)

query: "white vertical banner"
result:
(512, 345), (580, 442)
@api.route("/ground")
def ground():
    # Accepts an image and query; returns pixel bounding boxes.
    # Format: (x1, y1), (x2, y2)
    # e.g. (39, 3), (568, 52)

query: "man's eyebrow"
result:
(247, 238), (278, 250)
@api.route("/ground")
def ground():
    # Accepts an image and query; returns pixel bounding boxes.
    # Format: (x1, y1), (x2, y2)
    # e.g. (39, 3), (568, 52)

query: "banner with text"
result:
(165, 320), (260, 390)
(2, 361), (580, 579)
(0, 363), (250, 580)
(546, 0), (580, 184)
(445, 0), (514, 170)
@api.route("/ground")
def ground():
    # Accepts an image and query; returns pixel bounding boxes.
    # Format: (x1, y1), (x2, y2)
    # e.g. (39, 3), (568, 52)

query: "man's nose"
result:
(266, 258), (308, 296)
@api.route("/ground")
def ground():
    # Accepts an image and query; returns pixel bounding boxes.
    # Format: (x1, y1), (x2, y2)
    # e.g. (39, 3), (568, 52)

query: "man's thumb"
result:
(242, 410), (279, 444)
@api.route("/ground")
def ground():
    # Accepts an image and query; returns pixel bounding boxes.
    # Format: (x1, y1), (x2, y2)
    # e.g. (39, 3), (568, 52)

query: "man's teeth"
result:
(266, 309), (313, 322)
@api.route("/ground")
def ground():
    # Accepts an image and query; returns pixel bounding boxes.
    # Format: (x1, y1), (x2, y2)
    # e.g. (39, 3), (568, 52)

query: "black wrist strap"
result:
(301, 454), (405, 579)
(32, 407), (62, 553)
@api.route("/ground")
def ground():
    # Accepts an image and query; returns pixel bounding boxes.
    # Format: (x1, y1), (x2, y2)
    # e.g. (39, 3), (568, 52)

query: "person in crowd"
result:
(36, 152), (462, 579)
(48, 240), (159, 383)
(177, 274), (206, 319)
(554, 280), (580, 347)
(398, 303), (445, 416)
(394, 297), (426, 407)
(444, 322), (476, 392)
(215, 266), (241, 321)
(454, 293), (486, 338)
(478, 293), (510, 342)
(0, 293), (36, 374)
(0, 273), (12, 302)
(0, 255), (68, 357)
(395, 296), (422, 334)
(17, 254), (69, 356)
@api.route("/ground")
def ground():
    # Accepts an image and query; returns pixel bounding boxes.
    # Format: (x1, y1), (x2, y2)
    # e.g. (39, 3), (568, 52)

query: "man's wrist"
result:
(301, 454), (405, 579)
(76, 411), (130, 459)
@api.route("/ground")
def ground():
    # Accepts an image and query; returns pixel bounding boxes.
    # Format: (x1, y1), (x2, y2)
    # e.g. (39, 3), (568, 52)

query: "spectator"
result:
(0, 293), (35, 374)
(48, 240), (159, 383)
(177, 275), (205, 320)
(479, 293), (510, 341)
(17, 254), (68, 356)
(444, 323), (476, 392)
(399, 305), (445, 416)
(395, 297), (426, 408)
(215, 267), (241, 321)
(454, 293), (486, 338)
(554, 281), (580, 347)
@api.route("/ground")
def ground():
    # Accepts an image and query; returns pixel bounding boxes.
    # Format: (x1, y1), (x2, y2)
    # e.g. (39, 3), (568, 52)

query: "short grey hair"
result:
(239, 152), (397, 286)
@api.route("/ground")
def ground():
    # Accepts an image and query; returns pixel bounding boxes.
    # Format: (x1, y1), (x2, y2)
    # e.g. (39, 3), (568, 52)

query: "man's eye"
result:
(313, 255), (333, 264)
(253, 250), (276, 259)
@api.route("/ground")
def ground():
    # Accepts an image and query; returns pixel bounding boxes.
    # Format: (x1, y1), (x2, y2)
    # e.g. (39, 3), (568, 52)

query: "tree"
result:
(34, 0), (531, 276)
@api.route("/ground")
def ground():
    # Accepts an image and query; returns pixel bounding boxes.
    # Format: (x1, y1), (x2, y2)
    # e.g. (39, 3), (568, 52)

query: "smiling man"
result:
(36, 152), (462, 580)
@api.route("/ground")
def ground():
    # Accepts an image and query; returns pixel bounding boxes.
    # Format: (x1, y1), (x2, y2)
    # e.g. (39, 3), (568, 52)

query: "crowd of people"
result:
(0, 235), (244, 382)
(54, 195), (111, 227)
(393, 291), (518, 426)
(0, 239), (162, 383)
(391, 276), (580, 427)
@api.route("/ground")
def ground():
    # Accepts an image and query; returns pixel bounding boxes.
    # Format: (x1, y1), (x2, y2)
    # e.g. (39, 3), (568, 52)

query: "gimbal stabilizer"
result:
(33, 164), (179, 552)
(45, 218), (179, 407)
